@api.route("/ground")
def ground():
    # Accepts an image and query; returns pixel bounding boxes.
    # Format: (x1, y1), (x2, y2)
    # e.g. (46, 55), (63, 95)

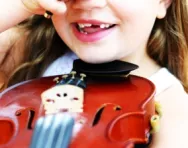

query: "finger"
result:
(39, 0), (67, 15)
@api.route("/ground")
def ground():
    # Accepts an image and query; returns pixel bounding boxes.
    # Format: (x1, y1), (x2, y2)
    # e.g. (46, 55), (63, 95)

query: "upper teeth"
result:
(78, 23), (111, 29)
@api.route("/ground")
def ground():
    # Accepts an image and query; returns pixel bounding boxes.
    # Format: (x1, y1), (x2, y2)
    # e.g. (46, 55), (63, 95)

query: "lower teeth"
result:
(77, 26), (88, 34)
(80, 30), (88, 34)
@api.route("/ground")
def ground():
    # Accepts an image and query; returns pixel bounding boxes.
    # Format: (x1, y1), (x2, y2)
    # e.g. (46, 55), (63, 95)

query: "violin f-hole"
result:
(92, 104), (122, 127)
(15, 109), (35, 130)
(92, 106), (105, 127)
(27, 110), (35, 129)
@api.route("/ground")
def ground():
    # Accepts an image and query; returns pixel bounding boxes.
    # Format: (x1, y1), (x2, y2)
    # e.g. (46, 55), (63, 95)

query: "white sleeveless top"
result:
(42, 52), (182, 96)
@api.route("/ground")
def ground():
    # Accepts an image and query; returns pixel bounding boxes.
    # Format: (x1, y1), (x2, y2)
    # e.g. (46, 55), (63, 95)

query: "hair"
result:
(7, 0), (188, 92)
(7, 16), (68, 86)
(147, 0), (188, 92)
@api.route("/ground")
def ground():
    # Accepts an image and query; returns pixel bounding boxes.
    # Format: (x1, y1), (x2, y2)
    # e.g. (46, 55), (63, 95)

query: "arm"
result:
(0, 0), (67, 86)
(0, 0), (67, 33)
(0, 0), (32, 33)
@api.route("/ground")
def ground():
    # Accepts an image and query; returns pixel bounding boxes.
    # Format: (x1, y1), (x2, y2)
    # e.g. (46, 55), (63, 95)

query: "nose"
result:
(72, 0), (107, 10)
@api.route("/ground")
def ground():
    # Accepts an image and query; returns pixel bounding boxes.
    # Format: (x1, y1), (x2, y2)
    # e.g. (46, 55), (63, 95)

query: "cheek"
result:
(52, 1), (75, 41)
(52, 15), (71, 43)
(108, 0), (158, 22)
(108, 0), (158, 39)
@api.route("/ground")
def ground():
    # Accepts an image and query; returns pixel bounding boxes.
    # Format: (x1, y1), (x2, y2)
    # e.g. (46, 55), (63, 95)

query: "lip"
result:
(71, 20), (116, 43)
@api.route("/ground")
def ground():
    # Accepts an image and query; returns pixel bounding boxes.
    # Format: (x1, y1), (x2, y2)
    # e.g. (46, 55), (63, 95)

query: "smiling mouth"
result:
(74, 23), (116, 34)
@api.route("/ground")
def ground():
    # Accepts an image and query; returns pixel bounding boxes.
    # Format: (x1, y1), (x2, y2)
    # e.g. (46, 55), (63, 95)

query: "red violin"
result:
(0, 60), (159, 148)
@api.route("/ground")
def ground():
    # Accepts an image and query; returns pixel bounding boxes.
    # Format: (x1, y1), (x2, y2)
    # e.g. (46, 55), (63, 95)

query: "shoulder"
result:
(150, 84), (188, 148)
(156, 83), (188, 113)
(42, 51), (78, 76)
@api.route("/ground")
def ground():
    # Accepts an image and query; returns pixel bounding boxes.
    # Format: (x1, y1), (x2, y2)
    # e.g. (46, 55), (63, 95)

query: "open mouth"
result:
(59, 108), (69, 112)
(72, 21), (117, 42)
(74, 23), (116, 34)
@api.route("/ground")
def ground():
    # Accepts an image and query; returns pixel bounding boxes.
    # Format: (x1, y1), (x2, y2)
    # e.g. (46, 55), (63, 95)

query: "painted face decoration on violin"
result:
(41, 71), (86, 114)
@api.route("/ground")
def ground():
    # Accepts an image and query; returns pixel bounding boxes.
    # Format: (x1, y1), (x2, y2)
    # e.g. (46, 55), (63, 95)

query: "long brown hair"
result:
(8, 15), (68, 86)
(8, 0), (188, 92)
(148, 0), (188, 92)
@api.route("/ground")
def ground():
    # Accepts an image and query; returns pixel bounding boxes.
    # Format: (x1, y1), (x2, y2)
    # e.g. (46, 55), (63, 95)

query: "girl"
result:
(0, 0), (188, 147)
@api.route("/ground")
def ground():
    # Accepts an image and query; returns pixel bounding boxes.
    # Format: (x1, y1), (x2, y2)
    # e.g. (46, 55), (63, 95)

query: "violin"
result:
(0, 60), (160, 148)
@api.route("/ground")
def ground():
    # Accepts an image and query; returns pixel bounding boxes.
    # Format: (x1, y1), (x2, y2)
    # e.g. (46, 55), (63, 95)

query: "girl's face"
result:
(52, 0), (168, 63)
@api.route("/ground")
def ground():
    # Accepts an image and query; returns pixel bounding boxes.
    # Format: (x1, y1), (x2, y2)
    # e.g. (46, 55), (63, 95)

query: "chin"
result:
(78, 55), (116, 64)
(73, 47), (119, 64)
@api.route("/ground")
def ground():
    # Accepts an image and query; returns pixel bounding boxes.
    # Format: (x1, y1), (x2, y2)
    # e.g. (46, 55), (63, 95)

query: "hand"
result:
(21, 0), (67, 16)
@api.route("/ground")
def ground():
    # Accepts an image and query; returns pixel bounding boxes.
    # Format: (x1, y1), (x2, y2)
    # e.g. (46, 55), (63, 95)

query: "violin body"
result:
(0, 73), (155, 148)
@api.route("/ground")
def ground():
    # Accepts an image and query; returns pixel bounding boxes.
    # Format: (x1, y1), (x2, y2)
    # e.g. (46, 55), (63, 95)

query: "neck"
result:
(120, 49), (161, 78)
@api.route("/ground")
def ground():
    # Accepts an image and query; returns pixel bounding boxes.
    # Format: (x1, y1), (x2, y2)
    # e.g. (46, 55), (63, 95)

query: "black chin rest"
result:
(72, 59), (138, 77)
